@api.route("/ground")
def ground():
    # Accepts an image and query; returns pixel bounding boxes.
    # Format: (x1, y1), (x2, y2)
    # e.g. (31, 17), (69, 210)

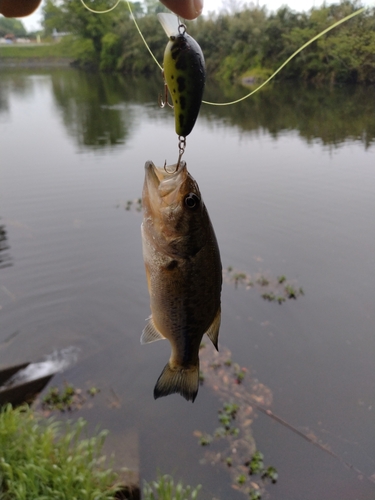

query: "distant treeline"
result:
(42, 0), (375, 84)
(0, 16), (27, 37)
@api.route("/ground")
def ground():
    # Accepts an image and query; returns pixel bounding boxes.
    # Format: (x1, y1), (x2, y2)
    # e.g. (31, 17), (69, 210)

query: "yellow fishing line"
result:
(80, 0), (121, 14)
(204, 6), (366, 106)
(125, 1), (163, 71)
(79, 0), (366, 106)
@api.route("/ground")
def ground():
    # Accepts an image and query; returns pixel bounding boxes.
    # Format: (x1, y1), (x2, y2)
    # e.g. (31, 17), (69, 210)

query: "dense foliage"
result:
(41, 0), (375, 83)
(0, 405), (120, 499)
(0, 17), (27, 37)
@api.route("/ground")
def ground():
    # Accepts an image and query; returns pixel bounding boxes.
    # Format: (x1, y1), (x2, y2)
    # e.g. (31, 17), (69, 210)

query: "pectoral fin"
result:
(205, 307), (221, 351)
(141, 317), (166, 344)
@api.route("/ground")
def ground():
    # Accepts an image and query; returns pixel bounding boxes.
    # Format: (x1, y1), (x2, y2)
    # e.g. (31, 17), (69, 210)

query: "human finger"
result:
(0, 0), (42, 17)
(159, 0), (203, 20)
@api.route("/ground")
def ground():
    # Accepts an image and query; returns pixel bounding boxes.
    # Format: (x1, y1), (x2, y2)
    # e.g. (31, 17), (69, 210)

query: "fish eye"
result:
(184, 193), (200, 209)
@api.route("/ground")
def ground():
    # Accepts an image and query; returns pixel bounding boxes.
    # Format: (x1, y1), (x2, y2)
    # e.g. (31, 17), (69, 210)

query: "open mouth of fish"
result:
(144, 160), (188, 210)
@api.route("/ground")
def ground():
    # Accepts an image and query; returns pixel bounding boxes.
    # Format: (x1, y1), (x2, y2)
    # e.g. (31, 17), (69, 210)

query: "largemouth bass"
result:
(141, 161), (222, 402)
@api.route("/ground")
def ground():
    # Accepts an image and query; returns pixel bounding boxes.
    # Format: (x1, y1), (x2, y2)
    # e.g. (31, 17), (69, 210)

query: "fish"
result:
(158, 13), (206, 138)
(141, 160), (222, 402)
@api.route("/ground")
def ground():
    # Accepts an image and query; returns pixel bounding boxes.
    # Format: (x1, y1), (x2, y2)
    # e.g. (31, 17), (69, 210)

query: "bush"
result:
(0, 404), (120, 499)
(70, 36), (97, 68)
(143, 474), (201, 500)
(100, 33), (122, 72)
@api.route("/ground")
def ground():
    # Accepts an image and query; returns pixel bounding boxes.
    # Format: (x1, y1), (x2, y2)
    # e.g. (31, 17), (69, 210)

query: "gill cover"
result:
(158, 13), (206, 138)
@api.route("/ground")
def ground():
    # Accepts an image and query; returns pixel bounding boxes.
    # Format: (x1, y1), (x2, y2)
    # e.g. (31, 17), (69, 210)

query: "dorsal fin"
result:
(141, 317), (166, 344)
(205, 308), (221, 351)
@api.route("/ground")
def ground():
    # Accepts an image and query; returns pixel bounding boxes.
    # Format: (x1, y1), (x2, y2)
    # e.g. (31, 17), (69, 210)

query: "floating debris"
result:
(196, 346), (277, 498)
(116, 198), (142, 213)
(224, 267), (304, 303)
(40, 383), (100, 413)
(0, 221), (12, 270)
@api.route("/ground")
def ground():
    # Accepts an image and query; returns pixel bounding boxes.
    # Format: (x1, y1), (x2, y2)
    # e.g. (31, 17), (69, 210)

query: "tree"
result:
(0, 17), (27, 37)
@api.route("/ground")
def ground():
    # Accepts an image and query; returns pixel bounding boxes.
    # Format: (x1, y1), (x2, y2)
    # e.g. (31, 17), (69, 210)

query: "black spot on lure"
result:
(158, 13), (206, 138)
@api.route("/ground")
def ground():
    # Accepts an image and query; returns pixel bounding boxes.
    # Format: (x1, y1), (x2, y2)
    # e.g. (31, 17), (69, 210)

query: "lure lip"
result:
(157, 13), (180, 37)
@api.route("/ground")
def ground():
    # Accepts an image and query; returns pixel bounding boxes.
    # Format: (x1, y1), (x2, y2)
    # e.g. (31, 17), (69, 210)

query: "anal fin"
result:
(141, 317), (166, 344)
(205, 307), (221, 351)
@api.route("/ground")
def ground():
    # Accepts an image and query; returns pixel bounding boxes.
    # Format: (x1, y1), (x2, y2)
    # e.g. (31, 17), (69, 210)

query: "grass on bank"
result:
(143, 475), (201, 500)
(0, 36), (76, 60)
(0, 404), (120, 499)
(0, 404), (201, 500)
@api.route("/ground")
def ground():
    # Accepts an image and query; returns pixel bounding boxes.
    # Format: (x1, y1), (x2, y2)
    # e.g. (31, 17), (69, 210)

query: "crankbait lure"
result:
(158, 13), (206, 138)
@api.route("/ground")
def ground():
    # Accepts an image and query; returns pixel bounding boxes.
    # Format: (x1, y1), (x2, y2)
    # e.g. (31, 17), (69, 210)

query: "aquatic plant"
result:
(225, 267), (305, 303)
(143, 474), (201, 500)
(0, 404), (121, 499)
(117, 198), (142, 212)
(194, 346), (277, 499)
(246, 451), (264, 475)
(41, 382), (100, 412)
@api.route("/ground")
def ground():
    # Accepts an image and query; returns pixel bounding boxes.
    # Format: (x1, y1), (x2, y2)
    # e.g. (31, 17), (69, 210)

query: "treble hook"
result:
(163, 159), (177, 174)
(158, 71), (173, 109)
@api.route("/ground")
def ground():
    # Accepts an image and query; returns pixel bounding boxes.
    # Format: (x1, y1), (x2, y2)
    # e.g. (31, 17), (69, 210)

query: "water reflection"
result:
(1, 68), (374, 149)
(0, 71), (37, 116)
(50, 70), (134, 148)
(203, 80), (375, 148)
(0, 221), (12, 270)
(0, 72), (36, 103)
(0, 88), (9, 115)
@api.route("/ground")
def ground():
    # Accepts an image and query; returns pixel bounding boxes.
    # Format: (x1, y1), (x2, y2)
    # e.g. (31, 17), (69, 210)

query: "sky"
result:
(10, 0), (375, 32)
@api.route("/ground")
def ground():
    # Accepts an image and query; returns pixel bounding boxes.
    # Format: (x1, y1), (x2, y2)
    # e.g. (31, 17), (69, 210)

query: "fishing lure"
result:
(158, 13), (206, 138)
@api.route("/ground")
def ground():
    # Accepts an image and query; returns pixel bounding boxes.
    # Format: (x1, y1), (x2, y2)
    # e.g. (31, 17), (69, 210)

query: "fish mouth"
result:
(144, 161), (188, 209)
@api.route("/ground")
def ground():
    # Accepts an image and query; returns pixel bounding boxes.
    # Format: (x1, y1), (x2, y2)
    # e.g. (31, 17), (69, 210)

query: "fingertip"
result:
(0, 0), (42, 17)
(159, 0), (203, 20)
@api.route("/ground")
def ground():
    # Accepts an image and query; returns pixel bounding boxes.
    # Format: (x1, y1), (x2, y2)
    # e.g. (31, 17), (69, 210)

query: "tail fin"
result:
(154, 362), (199, 402)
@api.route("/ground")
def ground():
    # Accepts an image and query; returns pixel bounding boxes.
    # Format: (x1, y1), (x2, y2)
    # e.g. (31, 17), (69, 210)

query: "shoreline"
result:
(0, 58), (74, 67)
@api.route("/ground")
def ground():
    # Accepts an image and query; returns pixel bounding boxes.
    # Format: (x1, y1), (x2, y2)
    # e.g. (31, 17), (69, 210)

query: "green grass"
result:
(0, 37), (76, 60)
(0, 404), (120, 499)
(0, 404), (202, 500)
(143, 475), (201, 500)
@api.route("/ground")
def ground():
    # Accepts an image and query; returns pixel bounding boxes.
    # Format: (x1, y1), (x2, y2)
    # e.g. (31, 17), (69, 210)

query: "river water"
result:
(1, 68), (374, 499)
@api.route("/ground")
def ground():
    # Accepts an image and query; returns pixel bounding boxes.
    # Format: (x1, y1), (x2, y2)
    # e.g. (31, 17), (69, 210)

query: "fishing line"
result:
(249, 397), (375, 485)
(125, 0), (163, 71)
(124, 1), (366, 106)
(78, 0), (163, 70)
(79, 0), (366, 106)
(79, 0), (121, 14)
(203, 6), (366, 106)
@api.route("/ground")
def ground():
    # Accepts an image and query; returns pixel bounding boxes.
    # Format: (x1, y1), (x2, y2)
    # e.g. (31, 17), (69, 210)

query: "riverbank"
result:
(0, 40), (75, 66)
(0, 57), (73, 67)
